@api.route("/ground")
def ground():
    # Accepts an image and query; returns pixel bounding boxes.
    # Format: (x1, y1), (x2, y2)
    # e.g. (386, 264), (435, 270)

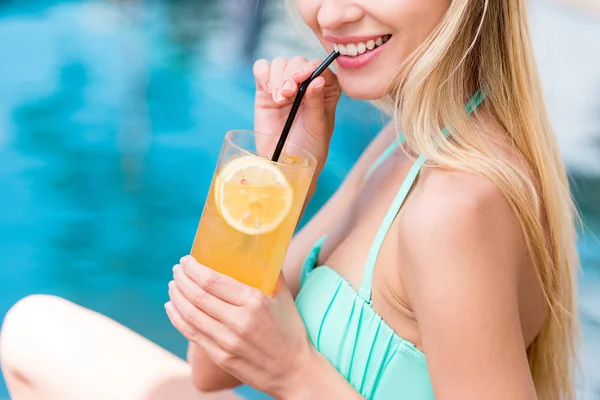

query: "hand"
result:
(253, 56), (341, 171)
(165, 255), (315, 397)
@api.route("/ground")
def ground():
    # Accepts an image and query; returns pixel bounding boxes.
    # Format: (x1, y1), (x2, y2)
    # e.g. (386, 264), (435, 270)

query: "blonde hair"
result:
(286, 0), (579, 397)
(388, 1), (579, 398)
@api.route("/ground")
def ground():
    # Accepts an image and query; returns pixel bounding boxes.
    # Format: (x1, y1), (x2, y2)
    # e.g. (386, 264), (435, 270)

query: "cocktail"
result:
(191, 130), (316, 295)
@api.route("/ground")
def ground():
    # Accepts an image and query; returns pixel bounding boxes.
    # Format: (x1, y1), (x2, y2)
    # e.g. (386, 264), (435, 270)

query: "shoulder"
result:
(400, 166), (529, 304)
(409, 168), (524, 253)
(397, 112), (537, 319)
(401, 113), (532, 287)
(414, 168), (511, 224)
(399, 170), (539, 399)
(390, 114), (541, 397)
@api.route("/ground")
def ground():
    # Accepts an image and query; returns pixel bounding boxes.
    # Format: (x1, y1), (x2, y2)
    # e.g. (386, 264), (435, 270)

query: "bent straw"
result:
(270, 50), (340, 162)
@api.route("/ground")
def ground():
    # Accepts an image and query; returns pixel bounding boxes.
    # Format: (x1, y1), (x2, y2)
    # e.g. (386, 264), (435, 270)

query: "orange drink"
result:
(191, 130), (316, 295)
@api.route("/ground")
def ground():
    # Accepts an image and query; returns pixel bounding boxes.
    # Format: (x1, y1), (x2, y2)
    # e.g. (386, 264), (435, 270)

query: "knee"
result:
(0, 295), (70, 369)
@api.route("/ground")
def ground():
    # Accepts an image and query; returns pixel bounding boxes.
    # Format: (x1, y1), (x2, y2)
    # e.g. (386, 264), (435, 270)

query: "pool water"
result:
(0, 1), (598, 399)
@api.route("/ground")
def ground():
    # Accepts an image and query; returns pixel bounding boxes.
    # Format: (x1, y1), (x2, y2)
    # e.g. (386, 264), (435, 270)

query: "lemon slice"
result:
(215, 156), (293, 235)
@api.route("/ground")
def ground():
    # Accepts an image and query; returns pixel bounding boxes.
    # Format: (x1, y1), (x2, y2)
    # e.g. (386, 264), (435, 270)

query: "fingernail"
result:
(275, 90), (286, 103)
(168, 280), (175, 292)
(173, 264), (180, 273)
(293, 70), (305, 80)
(164, 301), (172, 313)
(266, 79), (272, 93)
(282, 80), (294, 93)
(180, 256), (188, 265)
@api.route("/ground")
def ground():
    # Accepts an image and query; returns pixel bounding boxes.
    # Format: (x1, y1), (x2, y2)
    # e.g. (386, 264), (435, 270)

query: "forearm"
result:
(281, 350), (363, 400)
(187, 342), (241, 391)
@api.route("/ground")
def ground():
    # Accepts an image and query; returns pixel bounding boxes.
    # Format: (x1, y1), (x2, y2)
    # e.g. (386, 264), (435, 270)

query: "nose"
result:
(317, 0), (364, 31)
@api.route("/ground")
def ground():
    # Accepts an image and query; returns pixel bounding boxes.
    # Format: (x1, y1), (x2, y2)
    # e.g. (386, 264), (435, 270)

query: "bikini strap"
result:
(358, 90), (486, 302)
(358, 154), (427, 302)
(466, 89), (486, 115)
(365, 134), (405, 178)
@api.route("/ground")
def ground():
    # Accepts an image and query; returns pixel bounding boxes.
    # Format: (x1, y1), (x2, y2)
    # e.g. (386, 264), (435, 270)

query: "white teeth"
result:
(346, 43), (358, 56)
(332, 35), (390, 58)
(357, 42), (366, 54)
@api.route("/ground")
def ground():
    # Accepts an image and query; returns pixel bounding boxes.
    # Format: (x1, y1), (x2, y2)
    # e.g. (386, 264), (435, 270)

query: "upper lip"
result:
(323, 34), (390, 45)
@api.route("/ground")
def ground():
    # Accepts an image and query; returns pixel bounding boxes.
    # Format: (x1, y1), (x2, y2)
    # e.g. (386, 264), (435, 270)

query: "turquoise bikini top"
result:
(295, 92), (485, 399)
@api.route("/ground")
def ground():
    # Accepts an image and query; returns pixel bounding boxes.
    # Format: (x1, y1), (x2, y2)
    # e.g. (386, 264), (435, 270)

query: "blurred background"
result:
(0, 0), (598, 399)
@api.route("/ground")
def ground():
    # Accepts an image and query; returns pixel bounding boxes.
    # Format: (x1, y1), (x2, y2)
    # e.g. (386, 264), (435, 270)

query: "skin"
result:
(172, 0), (545, 398)
(0, 0), (547, 399)
(298, 0), (451, 99)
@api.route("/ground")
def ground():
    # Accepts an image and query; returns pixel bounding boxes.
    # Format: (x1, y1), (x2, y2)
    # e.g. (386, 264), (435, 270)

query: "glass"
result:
(191, 130), (317, 295)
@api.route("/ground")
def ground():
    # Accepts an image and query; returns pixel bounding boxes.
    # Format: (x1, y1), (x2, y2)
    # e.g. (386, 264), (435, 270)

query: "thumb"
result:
(302, 77), (326, 114)
(295, 76), (332, 163)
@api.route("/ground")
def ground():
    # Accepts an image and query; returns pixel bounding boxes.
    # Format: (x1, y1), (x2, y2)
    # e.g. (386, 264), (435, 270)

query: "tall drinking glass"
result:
(191, 130), (317, 295)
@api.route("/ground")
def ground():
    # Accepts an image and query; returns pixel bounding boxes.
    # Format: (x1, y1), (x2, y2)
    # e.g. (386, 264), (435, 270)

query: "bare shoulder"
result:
(397, 168), (542, 400)
(398, 110), (538, 294)
(398, 115), (547, 345)
(395, 121), (544, 397)
(414, 167), (515, 223)
(404, 168), (527, 275)
(401, 115), (532, 284)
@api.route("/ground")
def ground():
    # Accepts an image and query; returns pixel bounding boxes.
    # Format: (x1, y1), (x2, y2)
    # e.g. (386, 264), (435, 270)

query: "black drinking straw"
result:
(270, 50), (340, 162)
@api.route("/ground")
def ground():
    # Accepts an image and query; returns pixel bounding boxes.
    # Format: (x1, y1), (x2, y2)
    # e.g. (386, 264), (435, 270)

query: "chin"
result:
(336, 73), (389, 101)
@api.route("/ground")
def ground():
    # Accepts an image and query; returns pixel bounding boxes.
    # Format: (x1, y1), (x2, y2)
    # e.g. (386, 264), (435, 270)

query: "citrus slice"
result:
(215, 156), (293, 235)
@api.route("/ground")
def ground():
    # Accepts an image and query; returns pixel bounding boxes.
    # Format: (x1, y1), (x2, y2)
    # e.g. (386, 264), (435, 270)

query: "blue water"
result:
(0, 1), (598, 399)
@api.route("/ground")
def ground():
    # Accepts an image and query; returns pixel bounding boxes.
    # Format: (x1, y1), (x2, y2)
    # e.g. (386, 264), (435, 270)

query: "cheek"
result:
(296, 0), (321, 34)
(377, 0), (451, 65)
(388, 0), (450, 39)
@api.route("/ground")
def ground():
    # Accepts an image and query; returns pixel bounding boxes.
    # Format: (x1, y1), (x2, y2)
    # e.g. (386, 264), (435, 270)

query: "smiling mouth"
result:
(332, 35), (392, 57)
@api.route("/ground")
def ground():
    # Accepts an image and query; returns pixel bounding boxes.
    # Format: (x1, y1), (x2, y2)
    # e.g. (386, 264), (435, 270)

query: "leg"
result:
(0, 295), (243, 400)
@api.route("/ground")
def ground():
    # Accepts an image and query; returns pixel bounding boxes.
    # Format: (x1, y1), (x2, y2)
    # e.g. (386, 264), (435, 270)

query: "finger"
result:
(269, 57), (287, 103)
(168, 285), (261, 370)
(279, 77), (298, 99)
(290, 60), (321, 84)
(166, 300), (245, 376)
(278, 56), (307, 99)
(173, 263), (236, 323)
(315, 59), (337, 84)
(293, 59), (337, 86)
(200, 336), (238, 373)
(168, 282), (230, 343)
(164, 300), (208, 344)
(180, 256), (256, 306)
(302, 77), (326, 111)
(253, 59), (271, 93)
(165, 300), (235, 368)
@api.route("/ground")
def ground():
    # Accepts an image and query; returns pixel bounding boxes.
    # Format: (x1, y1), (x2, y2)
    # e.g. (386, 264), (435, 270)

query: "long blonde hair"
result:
(286, 0), (579, 397)
(387, 0), (580, 398)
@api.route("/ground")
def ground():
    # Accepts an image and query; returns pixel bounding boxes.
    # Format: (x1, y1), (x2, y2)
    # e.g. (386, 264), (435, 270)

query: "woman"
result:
(0, 0), (579, 399)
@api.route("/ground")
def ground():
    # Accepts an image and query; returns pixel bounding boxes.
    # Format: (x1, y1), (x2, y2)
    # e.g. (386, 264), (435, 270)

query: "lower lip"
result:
(335, 40), (389, 70)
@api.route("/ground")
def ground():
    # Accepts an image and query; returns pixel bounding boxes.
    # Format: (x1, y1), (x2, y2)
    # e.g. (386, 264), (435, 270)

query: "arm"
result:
(188, 123), (399, 392)
(282, 349), (365, 400)
(401, 173), (538, 399)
